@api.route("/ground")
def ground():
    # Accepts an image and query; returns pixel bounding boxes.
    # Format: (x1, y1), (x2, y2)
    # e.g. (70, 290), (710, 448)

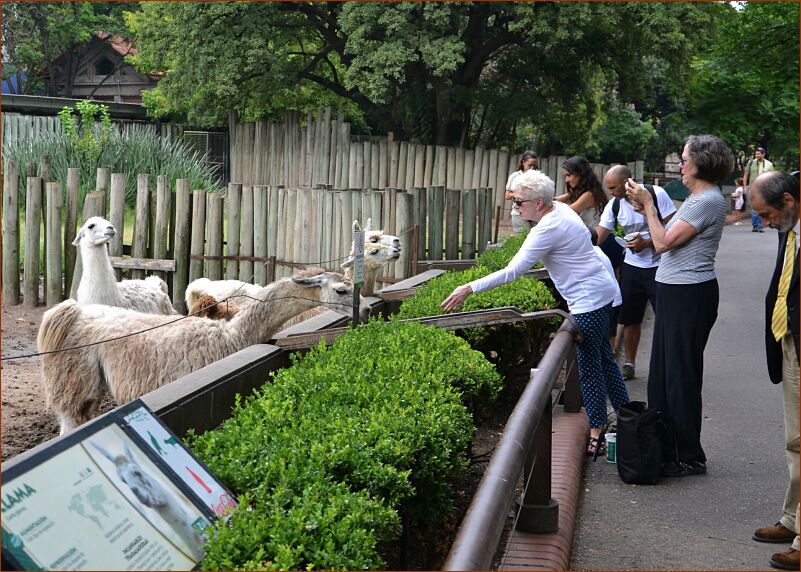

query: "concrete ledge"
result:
(500, 409), (588, 570)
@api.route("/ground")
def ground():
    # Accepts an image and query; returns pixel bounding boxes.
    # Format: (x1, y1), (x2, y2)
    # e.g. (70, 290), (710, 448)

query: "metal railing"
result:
(443, 319), (581, 570)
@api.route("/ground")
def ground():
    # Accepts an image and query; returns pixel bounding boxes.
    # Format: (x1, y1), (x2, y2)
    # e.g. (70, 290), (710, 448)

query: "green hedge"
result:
(191, 319), (501, 570)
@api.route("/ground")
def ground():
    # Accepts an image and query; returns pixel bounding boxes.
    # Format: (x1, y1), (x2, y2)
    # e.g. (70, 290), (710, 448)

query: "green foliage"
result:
(56, 101), (114, 170)
(191, 319), (500, 570)
(127, 2), (711, 150)
(687, 2), (800, 169)
(6, 121), (221, 206)
(476, 233), (529, 272)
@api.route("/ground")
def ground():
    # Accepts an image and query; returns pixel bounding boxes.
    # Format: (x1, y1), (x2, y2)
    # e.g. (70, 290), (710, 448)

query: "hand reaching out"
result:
(441, 284), (473, 313)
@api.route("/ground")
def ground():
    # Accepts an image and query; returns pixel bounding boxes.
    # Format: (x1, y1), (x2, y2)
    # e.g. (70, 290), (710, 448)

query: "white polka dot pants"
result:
(573, 303), (630, 428)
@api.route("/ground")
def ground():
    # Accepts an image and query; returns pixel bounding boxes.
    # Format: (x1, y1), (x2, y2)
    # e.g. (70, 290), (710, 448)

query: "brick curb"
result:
(499, 408), (589, 570)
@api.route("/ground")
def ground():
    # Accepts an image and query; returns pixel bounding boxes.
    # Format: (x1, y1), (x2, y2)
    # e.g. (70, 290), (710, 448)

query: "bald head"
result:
(750, 170), (799, 232)
(603, 165), (632, 199)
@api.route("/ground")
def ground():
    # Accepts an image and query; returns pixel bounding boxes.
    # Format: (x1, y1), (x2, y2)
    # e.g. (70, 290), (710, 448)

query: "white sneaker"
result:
(733, 222), (743, 226)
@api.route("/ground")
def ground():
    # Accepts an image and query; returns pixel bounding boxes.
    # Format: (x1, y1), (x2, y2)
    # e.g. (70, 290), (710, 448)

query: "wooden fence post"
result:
(45, 182), (63, 305)
(172, 179), (191, 314)
(225, 183), (242, 279)
(254, 185), (269, 285)
(189, 189), (207, 282)
(24, 177), (43, 307)
(64, 168), (81, 290)
(206, 193), (223, 280)
(154, 175), (171, 283)
(445, 188), (461, 260)
(395, 191), (413, 279)
(408, 187), (427, 261)
(132, 174), (151, 280)
(3, 158), (20, 305)
(462, 188), (477, 260)
(239, 185), (254, 282)
(107, 173), (125, 281)
(427, 185), (445, 260)
(477, 187), (493, 251)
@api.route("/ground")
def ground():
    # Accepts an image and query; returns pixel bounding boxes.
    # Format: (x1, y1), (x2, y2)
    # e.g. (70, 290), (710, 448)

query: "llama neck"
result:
(79, 244), (122, 306)
(343, 265), (377, 296)
(230, 280), (333, 344)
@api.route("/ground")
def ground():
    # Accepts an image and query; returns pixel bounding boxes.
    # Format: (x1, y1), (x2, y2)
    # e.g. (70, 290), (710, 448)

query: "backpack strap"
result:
(611, 197), (621, 228)
(643, 184), (664, 224)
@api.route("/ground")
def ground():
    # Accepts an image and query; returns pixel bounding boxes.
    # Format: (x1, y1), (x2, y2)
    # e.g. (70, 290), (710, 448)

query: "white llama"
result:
(39, 268), (369, 434)
(73, 217), (176, 315)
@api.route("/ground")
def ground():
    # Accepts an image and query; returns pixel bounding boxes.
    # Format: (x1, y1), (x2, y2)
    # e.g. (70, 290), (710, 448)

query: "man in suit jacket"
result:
(749, 170), (799, 570)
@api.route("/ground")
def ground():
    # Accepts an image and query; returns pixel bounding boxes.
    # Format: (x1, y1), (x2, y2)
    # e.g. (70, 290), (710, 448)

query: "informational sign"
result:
(2, 401), (237, 571)
(123, 407), (236, 520)
(352, 228), (365, 286)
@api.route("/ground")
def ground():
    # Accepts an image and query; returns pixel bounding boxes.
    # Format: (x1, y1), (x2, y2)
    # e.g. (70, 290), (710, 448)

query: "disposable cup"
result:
(605, 432), (617, 463)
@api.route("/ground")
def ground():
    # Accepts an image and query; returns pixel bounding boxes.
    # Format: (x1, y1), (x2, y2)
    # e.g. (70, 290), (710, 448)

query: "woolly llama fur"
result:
(38, 268), (367, 434)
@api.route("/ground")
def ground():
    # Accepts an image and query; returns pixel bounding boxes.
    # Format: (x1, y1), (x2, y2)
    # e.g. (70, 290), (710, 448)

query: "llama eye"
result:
(335, 287), (347, 295)
(88, 224), (95, 229)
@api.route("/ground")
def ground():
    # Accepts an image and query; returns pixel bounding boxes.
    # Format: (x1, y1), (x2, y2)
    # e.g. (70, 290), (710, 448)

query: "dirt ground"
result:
(1, 302), (59, 460)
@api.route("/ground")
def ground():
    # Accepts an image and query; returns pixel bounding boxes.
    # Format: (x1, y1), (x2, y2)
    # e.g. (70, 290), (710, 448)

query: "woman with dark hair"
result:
(627, 134), (733, 478)
(556, 156), (609, 228)
(506, 150), (539, 234)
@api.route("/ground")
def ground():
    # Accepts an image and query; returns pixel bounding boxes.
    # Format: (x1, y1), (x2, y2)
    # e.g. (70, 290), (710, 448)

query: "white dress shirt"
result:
(469, 202), (618, 314)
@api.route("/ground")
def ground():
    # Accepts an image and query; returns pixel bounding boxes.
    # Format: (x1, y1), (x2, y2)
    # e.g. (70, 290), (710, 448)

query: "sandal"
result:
(586, 436), (606, 457)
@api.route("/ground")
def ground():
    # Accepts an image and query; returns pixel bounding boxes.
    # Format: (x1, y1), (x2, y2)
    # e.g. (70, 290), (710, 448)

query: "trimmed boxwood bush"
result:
(190, 319), (501, 570)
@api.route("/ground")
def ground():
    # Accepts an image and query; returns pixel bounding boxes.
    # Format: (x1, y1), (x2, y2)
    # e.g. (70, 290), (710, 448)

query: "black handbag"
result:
(616, 401), (676, 485)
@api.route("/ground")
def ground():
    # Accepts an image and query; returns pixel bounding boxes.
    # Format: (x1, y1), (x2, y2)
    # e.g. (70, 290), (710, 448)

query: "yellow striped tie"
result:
(772, 230), (796, 341)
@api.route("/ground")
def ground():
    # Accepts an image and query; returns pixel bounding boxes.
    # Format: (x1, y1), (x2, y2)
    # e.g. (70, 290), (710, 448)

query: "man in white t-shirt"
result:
(596, 165), (676, 380)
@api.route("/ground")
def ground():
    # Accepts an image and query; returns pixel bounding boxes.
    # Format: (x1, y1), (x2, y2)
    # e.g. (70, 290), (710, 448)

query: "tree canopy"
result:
(126, 2), (716, 154)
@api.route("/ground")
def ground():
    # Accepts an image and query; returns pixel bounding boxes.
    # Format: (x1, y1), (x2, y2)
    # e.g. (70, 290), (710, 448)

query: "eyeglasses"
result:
(512, 199), (532, 207)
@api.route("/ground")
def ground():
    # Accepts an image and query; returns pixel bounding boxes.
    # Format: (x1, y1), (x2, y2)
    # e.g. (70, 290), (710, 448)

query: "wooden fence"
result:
(2, 162), (507, 311)
(229, 108), (644, 224)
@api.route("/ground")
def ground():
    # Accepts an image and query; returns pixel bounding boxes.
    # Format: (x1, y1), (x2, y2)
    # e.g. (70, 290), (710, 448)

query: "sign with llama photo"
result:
(123, 406), (237, 520)
(1, 402), (233, 570)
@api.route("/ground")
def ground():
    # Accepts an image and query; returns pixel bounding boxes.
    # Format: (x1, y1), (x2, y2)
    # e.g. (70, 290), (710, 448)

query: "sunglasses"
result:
(512, 198), (532, 207)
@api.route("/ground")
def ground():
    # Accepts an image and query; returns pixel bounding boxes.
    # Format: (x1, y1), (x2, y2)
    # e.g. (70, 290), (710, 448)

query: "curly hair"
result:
(561, 156), (608, 215)
(685, 135), (734, 185)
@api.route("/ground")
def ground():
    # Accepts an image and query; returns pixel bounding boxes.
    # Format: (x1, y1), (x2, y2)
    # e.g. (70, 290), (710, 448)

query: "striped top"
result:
(655, 188), (727, 285)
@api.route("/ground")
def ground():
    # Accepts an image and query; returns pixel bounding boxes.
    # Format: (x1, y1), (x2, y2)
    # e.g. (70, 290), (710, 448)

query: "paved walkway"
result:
(569, 223), (788, 570)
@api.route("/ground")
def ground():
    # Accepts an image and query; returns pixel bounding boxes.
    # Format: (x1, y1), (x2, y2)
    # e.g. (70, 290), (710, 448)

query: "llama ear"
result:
(72, 229), (84, 246)
(123, 441), (136, 464)
(90, 441), (115, 463)
(352, 220), (361, 233)
(291, 274), (324, 287)
(365, 218), (373, 232)
(341, 256), (354, 269)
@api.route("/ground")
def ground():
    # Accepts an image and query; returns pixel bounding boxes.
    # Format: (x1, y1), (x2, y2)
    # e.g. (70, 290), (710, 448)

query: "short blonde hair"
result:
(513, 169), (555, 206)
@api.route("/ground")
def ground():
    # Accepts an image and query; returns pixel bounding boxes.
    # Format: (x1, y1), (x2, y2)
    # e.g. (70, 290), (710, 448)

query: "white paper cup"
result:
(605, 432), (617, 463)
(624, 232), (640, 243)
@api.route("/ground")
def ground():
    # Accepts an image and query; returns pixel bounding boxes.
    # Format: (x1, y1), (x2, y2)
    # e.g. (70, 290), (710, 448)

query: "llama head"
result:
(341, 242), (400, 271)
(91, 440), (168, 508)
(72, 216), (116, 247)
(290, 268), (370, 321)
(364, 219), (401, 250)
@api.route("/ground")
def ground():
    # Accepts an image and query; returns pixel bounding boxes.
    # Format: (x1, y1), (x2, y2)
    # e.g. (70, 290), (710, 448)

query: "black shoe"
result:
(758, 228), (765, 233)
(661, 461), (690, 477)
(685, 460), (707, 475)
(753, 228), (759, 232)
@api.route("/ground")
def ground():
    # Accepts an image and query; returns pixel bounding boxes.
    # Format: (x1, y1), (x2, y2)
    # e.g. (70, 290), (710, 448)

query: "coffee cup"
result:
(605, 432), (617, 463)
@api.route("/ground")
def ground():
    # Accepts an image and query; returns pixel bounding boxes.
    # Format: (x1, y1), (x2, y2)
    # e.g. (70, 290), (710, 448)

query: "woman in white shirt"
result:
(442, 169), (629, 456)
(505, 151), (539, 234)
